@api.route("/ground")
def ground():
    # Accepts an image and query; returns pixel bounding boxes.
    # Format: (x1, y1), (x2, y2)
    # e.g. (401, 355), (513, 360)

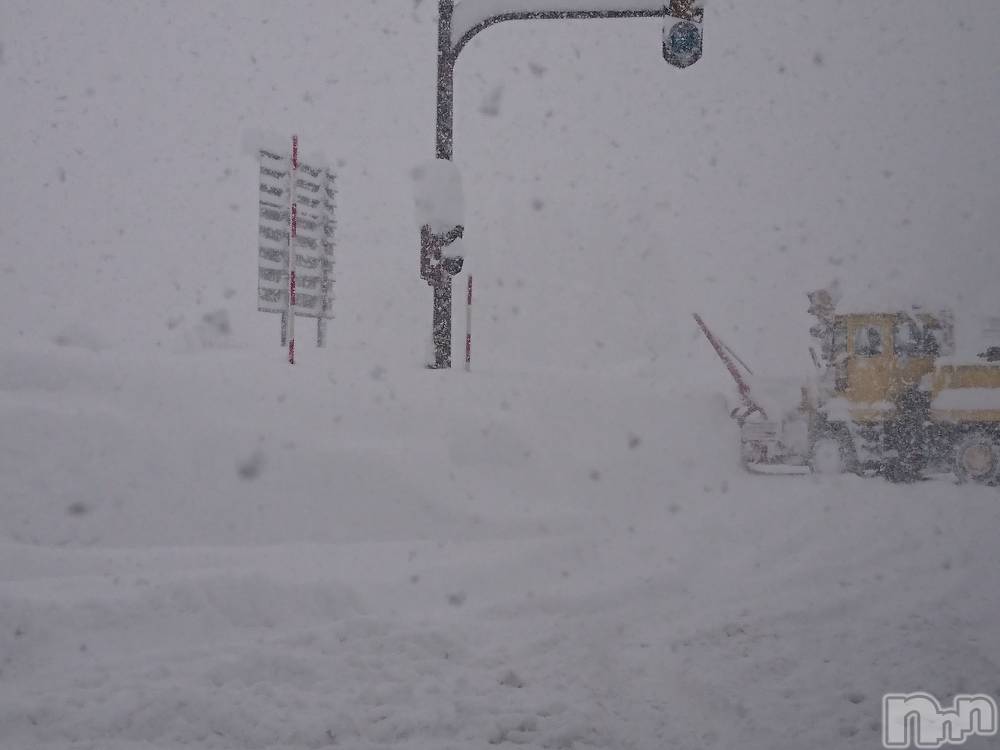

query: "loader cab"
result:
(835, 312), (947, 405)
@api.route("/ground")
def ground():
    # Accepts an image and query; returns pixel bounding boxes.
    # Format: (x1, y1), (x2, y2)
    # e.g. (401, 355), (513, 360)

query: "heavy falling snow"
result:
(1, 1), (999, 749)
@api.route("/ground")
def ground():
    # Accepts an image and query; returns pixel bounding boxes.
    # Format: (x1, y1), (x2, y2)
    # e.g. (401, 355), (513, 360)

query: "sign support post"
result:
(286, 136), (299, 364)
(465, 274), (472, 371)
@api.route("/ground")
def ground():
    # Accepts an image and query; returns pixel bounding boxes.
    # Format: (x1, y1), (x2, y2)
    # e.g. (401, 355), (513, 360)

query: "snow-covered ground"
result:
(3, 343), (999, 750)
(1, 1), (999, 749)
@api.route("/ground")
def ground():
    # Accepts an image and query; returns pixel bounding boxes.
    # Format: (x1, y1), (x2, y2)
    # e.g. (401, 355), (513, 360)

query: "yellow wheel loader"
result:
(695, 300), (1000, 485)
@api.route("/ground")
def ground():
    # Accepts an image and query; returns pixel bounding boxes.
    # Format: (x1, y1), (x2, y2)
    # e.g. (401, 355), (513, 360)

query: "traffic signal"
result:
(420, 224), (464, 285)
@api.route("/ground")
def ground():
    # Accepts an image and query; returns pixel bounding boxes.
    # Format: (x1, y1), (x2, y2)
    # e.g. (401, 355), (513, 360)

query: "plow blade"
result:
(740, 419), (811, 475)
(745, 462), (812, 475)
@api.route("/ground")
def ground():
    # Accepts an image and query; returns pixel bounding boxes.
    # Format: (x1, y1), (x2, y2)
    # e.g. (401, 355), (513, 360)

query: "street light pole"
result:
(426, 0), (460, 368)
(425, 0), (704, 368)
(437, 1), (457, 161)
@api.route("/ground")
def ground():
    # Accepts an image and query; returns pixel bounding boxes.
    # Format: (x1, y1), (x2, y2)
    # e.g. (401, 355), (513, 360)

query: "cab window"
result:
(832, 321), (847, 357)
(853, 325), (883, 357)
(922, 321), (949, 356)
(892, 317), (922, 357)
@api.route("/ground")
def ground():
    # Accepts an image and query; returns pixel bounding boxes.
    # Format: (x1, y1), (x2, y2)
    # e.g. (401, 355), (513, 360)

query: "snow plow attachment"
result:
(738, 419), (811, 475)
(693, 313), (811, 475)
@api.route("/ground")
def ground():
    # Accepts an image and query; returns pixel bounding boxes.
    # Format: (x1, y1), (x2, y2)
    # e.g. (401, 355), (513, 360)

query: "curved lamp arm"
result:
(451, 2), (671, 57)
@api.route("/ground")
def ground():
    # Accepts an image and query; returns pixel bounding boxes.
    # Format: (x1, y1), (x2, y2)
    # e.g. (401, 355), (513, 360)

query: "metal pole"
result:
(465, 274), (473, 371)
(287, 135), (299, 365)
(429, 0), (457, 368)
(437, 0), (455, 160)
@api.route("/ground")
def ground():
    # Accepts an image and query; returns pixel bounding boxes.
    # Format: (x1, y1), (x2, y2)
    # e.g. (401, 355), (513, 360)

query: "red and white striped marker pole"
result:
(287, 135), (299, 365)
(464, 274), (472, 372)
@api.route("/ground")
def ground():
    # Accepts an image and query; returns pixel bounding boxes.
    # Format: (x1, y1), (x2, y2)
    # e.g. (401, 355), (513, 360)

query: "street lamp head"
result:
(663, 1), (704, 69)
(663, 19), (702, 68)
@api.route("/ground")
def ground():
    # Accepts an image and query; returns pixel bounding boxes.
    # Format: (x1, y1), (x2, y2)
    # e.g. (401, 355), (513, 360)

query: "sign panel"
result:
(257, 150), (336, 319)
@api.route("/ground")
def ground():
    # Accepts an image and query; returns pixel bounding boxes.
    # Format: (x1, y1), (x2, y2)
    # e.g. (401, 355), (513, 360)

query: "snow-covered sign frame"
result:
(257, 147), (337, 349)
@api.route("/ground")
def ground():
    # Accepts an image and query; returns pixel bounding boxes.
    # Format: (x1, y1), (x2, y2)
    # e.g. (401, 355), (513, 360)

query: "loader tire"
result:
(810, 439), (844, 475)
(808, 424), (858, 475)
(953, 431), (1000, 486)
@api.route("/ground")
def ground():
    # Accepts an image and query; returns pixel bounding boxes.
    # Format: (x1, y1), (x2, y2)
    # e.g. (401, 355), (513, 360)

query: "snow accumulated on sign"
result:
(451, 0), (669, 47)
(412, 158), (465, 234)
(257, 149), (337, 318)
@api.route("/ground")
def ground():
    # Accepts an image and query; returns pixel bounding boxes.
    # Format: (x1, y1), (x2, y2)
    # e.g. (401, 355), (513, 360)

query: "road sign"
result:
(257, 144), (336, 351)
